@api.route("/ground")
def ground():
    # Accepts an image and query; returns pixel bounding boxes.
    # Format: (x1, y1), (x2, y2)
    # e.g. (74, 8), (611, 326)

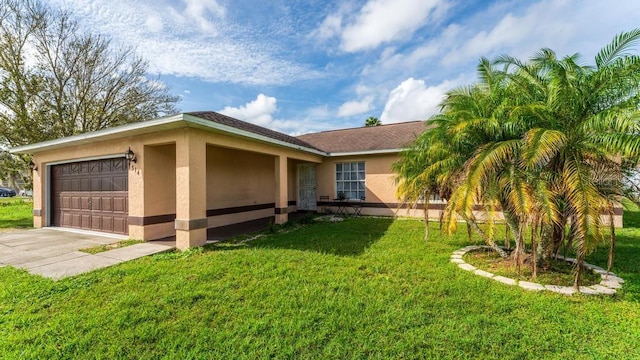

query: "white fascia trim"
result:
(328, 148), (403, 157)
(9, 113), (185, 154)
(9, 113), (328, 157)
(182, 114), (327, 156)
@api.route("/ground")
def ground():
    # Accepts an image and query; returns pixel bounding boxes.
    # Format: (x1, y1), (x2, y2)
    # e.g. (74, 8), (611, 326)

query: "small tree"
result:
(0, 0), (179, 190)
(365, 116), (381, 127)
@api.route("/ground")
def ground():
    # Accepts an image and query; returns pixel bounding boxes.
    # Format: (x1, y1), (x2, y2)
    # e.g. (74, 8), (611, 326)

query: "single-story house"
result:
(10, 111), (623, 249)
(10, 112), (433, 249)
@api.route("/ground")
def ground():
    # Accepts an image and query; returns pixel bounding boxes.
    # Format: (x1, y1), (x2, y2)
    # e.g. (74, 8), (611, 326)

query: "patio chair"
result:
(319, 195), (330, 213)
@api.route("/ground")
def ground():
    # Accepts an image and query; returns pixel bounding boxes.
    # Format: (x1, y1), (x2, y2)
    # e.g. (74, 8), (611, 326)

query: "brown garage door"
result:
(51, 158), (128, 235)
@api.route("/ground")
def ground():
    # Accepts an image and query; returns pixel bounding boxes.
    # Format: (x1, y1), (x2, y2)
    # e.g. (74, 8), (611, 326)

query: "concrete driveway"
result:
(0, 228), (174, 280)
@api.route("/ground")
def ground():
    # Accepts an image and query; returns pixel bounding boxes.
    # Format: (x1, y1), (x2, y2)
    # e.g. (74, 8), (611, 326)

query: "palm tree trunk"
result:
(608, 212), (616, 274)
(531, 220), (538, 279)
(466, 219), (509, 258)
(505, 224), (511, 250)
(466, 222), (472, 242)
(423, 190), (430, 242)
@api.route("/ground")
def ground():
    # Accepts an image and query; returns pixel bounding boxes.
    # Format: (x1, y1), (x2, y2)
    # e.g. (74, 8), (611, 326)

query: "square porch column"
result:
(274, 155), (288, 224)
(175, 132), (207, 249)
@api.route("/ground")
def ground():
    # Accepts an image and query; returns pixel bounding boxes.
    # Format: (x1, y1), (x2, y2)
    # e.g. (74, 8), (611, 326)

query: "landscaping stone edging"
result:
(451, 246), (623, 296)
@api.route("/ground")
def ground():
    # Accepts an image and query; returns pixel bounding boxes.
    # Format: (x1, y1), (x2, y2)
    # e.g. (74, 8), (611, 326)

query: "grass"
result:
(0, 213), (639, 358)
(464, 250), (600, 286)
(0, 198), (33, 229)
(80, 240), (145, 254)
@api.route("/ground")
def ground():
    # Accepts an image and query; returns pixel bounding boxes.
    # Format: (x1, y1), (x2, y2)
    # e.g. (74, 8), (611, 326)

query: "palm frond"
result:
(595, 28), (640, 68)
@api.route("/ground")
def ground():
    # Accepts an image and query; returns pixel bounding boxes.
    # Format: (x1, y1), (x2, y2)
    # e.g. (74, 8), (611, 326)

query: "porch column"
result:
(32, 158), (43, 228)
(175, 132), (207, 249)
(127, 145), (145, 239)
(274, 155), (288, 224)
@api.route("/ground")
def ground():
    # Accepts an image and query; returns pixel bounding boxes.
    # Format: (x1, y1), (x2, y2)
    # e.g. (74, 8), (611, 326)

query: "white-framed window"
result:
(336, 162), (365, 199)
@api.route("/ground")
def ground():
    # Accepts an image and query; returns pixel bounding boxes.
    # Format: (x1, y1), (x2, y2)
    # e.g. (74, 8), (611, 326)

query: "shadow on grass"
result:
(204, 217), (395, 257)
(585, 209), (640, 301)
(0, 219), (32, 229)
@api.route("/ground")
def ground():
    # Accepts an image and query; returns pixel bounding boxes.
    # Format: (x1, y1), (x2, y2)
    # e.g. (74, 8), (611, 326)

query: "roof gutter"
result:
(328, 148), (404, 157)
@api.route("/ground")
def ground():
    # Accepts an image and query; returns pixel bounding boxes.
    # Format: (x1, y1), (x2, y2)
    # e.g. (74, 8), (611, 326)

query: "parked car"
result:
(0, 187), (17, 197)
(18, 189), (33, 197)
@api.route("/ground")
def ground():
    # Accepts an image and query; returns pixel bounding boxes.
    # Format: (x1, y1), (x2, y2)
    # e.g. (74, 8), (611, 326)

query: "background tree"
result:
(365, 116), (381, 127)
(0, 0), (179, 189)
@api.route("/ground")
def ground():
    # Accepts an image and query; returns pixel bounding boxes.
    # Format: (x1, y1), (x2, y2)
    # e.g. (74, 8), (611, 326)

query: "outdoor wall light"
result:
(124, 147), (137, 163)
(28, 160), (37, 171)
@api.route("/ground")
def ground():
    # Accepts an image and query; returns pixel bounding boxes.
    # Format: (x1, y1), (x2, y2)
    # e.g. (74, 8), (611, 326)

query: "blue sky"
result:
(43, 0), (640, 135)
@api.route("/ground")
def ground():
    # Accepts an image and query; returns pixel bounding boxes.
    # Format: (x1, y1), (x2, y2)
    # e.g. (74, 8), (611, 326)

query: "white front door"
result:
(297, 164), (317, 211)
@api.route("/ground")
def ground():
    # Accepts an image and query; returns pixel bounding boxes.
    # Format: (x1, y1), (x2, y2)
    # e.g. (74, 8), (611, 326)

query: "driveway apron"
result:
(0, 228), (173, 279)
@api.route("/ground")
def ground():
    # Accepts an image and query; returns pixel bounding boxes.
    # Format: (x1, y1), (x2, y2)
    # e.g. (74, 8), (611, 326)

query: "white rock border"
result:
(452, 246), (623, 296)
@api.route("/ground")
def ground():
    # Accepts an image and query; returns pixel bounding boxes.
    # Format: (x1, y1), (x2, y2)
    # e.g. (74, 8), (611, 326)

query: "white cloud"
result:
(312, 14), (342, 41)
(337, 96), (374, 117)
(219, 94), (277, 127)
(43, 0), (318, 85)
(218, 95), (336, 135)
(381, 77), (464, 123)
(144, 15), (164, 33)
(182, 0), (226, 33)
(339, 0), (449, 52)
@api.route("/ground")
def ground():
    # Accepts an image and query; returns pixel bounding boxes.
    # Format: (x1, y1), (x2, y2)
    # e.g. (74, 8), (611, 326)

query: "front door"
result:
(297, 164), (317, 211)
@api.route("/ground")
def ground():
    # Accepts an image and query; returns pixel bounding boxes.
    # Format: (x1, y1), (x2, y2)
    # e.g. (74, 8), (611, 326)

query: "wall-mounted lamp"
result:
(28, 160), (37, 171)
(124, 147), (137, 163)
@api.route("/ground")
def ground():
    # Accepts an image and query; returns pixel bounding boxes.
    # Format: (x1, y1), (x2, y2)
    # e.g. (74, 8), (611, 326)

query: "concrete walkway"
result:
(0, 228), (174, 280)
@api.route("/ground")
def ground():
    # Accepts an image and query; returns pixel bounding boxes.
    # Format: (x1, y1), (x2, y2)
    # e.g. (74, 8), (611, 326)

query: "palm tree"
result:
(395, 28), (640, 287)
(365, 116), (381, 127)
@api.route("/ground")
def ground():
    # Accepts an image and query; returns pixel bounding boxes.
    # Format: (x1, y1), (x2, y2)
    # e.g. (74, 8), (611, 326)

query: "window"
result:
(336, 162), (365, 199)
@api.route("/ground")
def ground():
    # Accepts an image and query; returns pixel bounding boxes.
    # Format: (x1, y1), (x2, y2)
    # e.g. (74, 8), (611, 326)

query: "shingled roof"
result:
(186, 111), (321, 151)
(297, 121), (427, 153)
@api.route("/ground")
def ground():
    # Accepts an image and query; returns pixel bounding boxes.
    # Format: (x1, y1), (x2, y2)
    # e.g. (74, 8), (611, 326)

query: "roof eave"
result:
(10, 113), (327, 157)
(328, 148), (403, 157)
(9, 113), (187, 154)
(182, 114), (327, 156)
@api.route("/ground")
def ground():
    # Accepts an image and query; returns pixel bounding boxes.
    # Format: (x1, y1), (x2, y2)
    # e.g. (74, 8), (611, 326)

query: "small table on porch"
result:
(334, 198), (349, 215)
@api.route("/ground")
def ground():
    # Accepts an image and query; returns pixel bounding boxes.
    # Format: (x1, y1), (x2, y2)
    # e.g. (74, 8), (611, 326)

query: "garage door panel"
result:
(113, 196), (126, 213)
(81, 214), (91, 229)
(112, 176), (127, 191)
(90, 178), (100, 191)
(52, 158), (128, 235)
(91, 216), (102, 230)
(80, 178), (90, 191)
(81, 196), (92, 210)
(61, 196), (71, 209)
(100, 197), (112, 211)
(113, 217), (126, 234)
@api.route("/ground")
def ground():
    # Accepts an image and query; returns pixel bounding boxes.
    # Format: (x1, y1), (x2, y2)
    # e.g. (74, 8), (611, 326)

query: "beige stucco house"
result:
(11, 112), (431, 249)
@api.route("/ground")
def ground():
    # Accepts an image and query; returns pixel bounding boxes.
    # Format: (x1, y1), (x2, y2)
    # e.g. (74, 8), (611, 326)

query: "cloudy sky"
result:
(43, 0), (640, 135)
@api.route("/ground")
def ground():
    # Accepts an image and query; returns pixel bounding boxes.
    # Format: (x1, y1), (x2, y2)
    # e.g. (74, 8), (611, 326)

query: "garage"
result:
(51, 158), (128, 234)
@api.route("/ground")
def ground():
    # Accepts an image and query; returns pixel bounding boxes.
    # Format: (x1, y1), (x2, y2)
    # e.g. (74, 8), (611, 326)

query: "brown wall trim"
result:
(317, 202), (625, 215)
(129, 213), (176, 226)
(317, 201), (446, 210)
(288, 200), (297, 206)
(33, 209), (42, 216)
(175, 218), (208, 231)
(274, 207), (288, 214)
(207, 203), (275, 217)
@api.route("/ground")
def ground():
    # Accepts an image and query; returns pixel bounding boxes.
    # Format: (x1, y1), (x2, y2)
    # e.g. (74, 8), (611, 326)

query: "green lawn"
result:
(0, 214), (639, 359)
(0, 198), (33, 229)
